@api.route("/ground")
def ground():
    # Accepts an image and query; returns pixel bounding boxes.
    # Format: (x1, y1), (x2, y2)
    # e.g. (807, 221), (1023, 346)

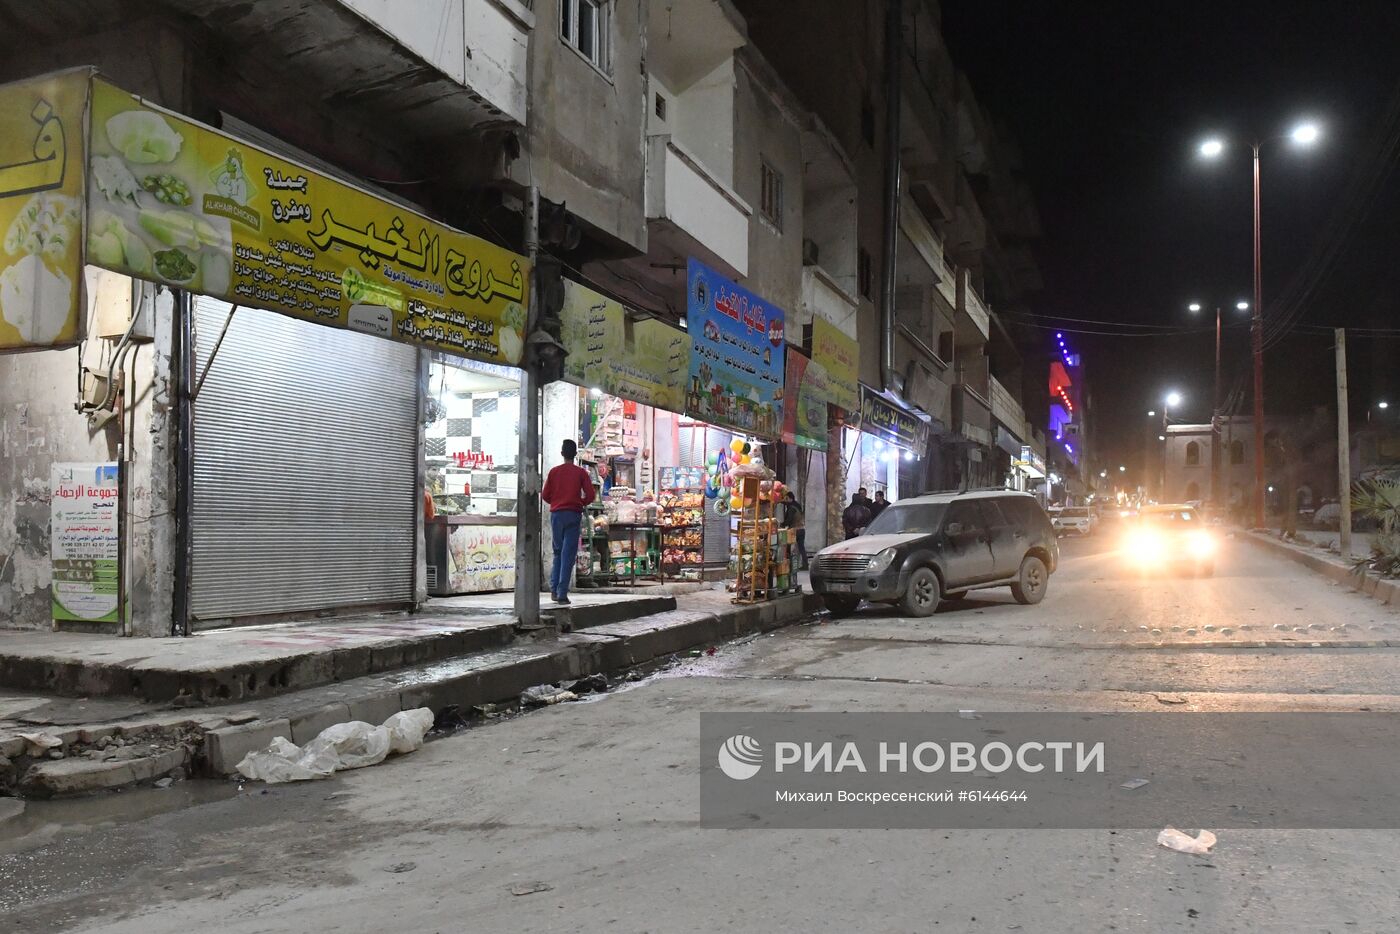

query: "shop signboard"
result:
(685, 257), (785, 437)
(1014, 444), (1047, 479)
(0, 70), (90, 351)
(446, 524), (517, 593)
(852, 386), (929, 456)
(560, 278), (688, 412)
(782, 350), (828, 451)
(810, 315), (859, 413)
(51, 462), (121, 624)
(83, 76), (530, 365)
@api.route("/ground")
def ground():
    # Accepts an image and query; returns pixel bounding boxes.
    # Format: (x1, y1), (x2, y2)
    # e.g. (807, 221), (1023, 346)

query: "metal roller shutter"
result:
(190, 297), (418, 625)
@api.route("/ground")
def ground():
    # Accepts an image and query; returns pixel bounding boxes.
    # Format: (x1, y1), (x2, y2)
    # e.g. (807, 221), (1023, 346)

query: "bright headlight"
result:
(1189, 531), (1217, 557)
(866, 548), (898, 573)
(1125, 530), (1163, 562)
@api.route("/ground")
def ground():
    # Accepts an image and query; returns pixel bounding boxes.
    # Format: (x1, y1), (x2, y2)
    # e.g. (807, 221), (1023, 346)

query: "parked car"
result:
(1051, 505), (1093, 536)
(1120, 504), (1219, 576)
(809, 490), (1060, 618)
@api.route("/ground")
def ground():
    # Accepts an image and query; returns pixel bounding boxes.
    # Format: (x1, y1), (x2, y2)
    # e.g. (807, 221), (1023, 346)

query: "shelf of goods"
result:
(658, 487), (705, 578)
(730, 475), (801, 604)
(577, 507), (660, 586)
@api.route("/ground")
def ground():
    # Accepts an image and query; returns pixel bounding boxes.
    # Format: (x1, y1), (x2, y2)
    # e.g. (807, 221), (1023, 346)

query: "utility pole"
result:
(514, 187), (542, 628)
(1251, 143), (1266, 529)
(1211, 305), (1222, 513)
(1336, 328), (1352, 557)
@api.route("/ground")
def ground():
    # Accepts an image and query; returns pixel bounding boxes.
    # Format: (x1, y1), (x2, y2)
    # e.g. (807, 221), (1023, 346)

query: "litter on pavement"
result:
(520, 684), (579, 707)
(1157, 827), (1217, 854)
(235, 708), (434, 783)
(1120, 778), (1151, 790)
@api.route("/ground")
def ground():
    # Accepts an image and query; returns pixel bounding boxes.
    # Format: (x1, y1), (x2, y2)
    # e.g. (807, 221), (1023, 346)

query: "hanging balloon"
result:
(713, 497), (730, 517)
(730, 439), (745, 453)
(741, 442), (752, 455)
(730, 495), (744, 510)
(739, 454), (751, 465)
(704, 484), (718, 499)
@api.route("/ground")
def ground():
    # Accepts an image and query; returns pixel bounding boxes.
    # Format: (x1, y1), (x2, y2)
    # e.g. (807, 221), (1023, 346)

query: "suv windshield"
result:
(865, 502), (948, 535)
(1062, 508), (1089, 518)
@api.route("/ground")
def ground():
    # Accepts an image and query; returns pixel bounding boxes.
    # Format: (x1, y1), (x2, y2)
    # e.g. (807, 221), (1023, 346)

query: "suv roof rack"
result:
(919, 486), (1020, 496)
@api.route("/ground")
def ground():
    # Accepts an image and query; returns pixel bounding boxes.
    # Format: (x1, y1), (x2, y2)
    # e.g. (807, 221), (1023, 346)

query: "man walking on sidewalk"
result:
(782, 490), (807, 569)
(541, 439), (596, 604)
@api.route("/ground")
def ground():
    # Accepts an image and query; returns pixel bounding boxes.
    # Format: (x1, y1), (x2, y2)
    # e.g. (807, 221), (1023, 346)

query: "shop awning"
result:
(559, 278), (689, 413)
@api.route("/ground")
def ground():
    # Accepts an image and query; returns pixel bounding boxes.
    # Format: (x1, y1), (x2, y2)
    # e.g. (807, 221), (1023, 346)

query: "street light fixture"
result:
(1236, 301), (1250, 311)
(1380, 401), (1391, 410)
(1196, 119), (1323, 527)
(1291, 123), (1321, 145)
(1119, 465), (1127, 472)
(1165, 391), (1182, 408)
(1187, 299), (1250, 510)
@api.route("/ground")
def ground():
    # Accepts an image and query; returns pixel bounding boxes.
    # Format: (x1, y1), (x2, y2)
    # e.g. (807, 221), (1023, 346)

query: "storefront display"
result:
(730, 474), (800, 603)
(424, 355), (522, 594)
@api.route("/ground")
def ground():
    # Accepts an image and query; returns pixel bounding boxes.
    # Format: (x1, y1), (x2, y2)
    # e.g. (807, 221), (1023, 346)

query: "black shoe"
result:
(553, 595), (571, 605)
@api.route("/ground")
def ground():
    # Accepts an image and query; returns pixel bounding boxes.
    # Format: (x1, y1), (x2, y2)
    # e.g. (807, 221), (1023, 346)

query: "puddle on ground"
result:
(0, 780), (240, 856)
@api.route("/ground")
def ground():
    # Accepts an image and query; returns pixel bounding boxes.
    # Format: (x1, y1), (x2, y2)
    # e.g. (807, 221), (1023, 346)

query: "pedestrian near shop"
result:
(842, 493), (872, 540)
(782, 490), (808, 569)
(870, 490), (889, 520)
(541, 439), (596, 604)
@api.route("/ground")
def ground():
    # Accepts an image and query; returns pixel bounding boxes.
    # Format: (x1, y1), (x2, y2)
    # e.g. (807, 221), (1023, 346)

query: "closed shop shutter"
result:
(190, 297), (418, 625)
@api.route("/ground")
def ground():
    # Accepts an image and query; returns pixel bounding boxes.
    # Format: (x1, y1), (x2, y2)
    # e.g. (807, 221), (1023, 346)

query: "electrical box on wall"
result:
(86, 267), (155, 342)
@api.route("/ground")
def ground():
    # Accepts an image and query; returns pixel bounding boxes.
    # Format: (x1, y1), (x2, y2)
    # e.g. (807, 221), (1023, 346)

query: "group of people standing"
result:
(842, 487), (889, 540)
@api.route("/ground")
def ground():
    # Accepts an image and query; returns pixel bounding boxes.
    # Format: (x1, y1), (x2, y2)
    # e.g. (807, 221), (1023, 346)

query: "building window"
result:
(654, 92), (666, 121)
(1185, 441), (1201, 466)
(561, 0), (611, 73)
(1230, 440), (1245, 465)
(857, 246), (873, 300)
(759, 160), (783, 231)
(937, 329), (954, 363)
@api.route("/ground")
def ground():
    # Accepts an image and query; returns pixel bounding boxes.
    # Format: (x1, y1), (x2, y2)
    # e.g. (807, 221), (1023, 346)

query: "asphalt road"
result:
(4, 534), (1400, 933)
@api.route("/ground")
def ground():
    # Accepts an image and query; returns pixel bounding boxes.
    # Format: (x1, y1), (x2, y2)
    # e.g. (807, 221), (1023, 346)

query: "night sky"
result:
(942, 0), (1400, 477)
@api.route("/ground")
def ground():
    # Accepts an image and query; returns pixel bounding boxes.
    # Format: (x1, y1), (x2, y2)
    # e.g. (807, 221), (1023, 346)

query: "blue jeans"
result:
(550, 509), (583, 599)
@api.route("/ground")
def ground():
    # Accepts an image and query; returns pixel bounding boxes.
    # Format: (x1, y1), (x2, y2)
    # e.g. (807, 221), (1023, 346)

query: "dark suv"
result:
(810, 491), (1059, 618)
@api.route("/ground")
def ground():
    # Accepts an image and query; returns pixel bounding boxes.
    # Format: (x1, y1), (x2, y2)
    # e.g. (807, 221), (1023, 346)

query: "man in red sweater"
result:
(541, 439), (596, 604)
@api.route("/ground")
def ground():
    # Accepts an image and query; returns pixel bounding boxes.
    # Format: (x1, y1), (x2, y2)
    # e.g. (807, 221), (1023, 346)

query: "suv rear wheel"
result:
(900, 567), (941, 617)
(1011, 555), (1049, 605)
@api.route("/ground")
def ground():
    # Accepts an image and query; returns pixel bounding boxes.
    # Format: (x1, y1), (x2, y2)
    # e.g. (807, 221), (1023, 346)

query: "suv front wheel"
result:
(900, 567), (942, 617)
(1011, 555), (1049, 605)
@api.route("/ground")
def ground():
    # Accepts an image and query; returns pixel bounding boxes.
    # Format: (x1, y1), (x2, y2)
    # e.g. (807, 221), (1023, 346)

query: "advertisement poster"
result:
(782, 350), (829, 450)
(446, 524), (517, 593)
(684, 257), (785, 437)
(561, 278), (688, 412)
(810, 315), (859, 413)
(0, 70), (89, 351)
(85, 78), (530, 366)
(51, 462), (121, 624)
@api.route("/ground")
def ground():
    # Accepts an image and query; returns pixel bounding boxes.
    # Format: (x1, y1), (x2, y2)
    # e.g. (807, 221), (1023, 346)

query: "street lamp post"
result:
(1188, 300), (1249, 513)
(1199, 122), (1319, 528)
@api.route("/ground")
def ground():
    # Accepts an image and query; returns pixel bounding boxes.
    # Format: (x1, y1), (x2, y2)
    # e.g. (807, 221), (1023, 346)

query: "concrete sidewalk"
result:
(0, 588), (821, 797)
(1244, 530), (1400, 606)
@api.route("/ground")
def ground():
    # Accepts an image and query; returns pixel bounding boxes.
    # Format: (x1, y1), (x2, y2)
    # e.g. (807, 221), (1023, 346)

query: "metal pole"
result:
(1251, 144), (1266, 529)
(514, 187), (543, 628)
(1336, 328), (1352, 557)
(879, 0), (902, 393)
(173, 290), (194, 636)
(1211, 305), (1222, 512)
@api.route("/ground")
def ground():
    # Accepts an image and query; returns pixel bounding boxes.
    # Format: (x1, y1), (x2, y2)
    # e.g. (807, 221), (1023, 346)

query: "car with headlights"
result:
(809, 490), (1059, 618)
(1121, 504), (1218, 575)
(1050, 505), (1093, 536)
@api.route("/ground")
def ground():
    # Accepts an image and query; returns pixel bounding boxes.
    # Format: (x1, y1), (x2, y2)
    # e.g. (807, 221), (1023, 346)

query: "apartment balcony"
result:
(645, 134), (752, 280)
(800, 265), (859, 335)
(989, 375), (1026, 436)
(953, 383), (993, 447)
(955, 269), (991, 343)
(166, 0), (531, 136)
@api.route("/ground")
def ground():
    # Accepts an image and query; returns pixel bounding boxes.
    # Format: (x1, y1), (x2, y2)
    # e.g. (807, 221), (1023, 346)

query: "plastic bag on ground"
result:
(302, 721), (392, 771)
(1157, 827), (1217, 854)
(384, 708), (434, 754)
(234, 707), (434, 783)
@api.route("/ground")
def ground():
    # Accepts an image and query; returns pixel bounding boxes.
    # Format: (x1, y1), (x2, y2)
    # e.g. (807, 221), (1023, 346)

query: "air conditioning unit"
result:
(801, 238), (820, 267)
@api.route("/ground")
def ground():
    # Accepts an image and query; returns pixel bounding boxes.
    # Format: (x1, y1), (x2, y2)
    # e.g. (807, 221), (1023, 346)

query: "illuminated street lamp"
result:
(1187, 299), (1249, 509)
(1197, 119), (1322, 526)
